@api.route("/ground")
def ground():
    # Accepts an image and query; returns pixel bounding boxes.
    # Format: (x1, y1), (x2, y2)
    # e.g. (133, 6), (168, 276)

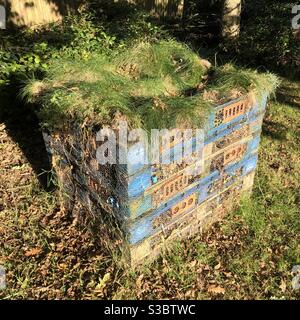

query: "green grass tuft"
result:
(22, 41), (279, 131)
(210, 64), (280, 102)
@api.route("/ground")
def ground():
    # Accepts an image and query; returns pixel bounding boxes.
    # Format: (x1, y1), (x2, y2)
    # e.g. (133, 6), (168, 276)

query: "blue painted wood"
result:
(119, 94), (267, 177)
(125, 135), (260, 219)
(125, 111), (264, 200)
(126, 142), (149, 174)
(259, 92), (268, 110)
(204, 111), (262, 145)
(245, 135), (261, 153)
(46, 92), (268, 265)
(128, 153), (258, 245)
(84, 94), (267, 243)
(198, 155), (258, 203)
(124, 114), (262, 193)
(127, 167), (152, 198)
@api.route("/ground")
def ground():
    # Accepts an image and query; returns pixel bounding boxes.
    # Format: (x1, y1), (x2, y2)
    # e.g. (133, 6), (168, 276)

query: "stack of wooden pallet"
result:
(43, 91), (268, 266)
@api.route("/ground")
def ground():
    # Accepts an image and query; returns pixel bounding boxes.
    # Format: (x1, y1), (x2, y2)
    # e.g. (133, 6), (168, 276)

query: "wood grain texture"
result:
(4, 0), (185, 27)
(4, 0), (78, 27)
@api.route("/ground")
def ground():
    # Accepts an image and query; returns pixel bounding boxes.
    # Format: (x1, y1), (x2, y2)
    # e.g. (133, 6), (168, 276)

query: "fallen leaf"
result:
(95, 273), (111, 292)
(224, 272), (232, 278)
(207, 285), (225, 295)
(136, 274), (144, 291)
(190, 260), (197, 268)
(59, 263), (68, 270)
(279, 279), (287, 293)
(214, 262), (221, 270)
(24, 248), (42, 257)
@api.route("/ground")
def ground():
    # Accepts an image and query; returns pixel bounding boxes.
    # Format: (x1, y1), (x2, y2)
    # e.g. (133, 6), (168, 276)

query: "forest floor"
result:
(0, 78), (299, 300)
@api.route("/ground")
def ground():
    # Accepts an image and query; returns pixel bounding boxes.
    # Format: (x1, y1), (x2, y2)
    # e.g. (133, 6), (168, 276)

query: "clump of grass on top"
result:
(22, 40), (279, 132)
(24, 54), (141, 129)
(205, 64), (280, 104)
(136, 95), (211, 131)
(115, 40), (207, 94)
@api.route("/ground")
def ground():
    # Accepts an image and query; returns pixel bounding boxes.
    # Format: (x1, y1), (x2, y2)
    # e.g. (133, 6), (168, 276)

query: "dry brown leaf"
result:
(207, 285), (225, 295)
(214, 262), (221, 270)
(279, 279), (287, 293)
(25, 247), (42, 257)
(224, 271), (232, 278)
(190, 260), (197, 268)
(136, 274), (144, 293)
(59, 263), (68, 270)
(95, 273), (111, 292)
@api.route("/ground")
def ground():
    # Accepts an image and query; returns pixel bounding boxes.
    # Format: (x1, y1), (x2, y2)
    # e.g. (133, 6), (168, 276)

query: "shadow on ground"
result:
(0, 87), (52, 190)
(276, 82), (300, 110)
(262, 118), (289, 141)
